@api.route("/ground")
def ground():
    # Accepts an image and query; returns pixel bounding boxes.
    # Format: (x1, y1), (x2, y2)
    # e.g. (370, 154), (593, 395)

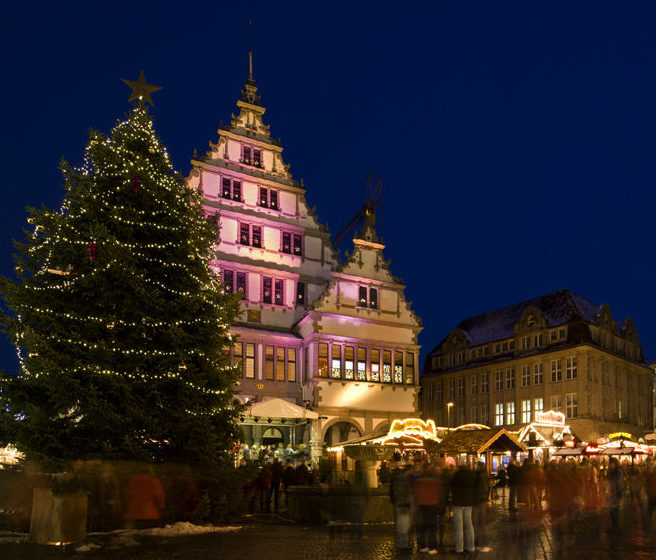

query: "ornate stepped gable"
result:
(186, 64), (337, 328)
(309, 211), (421, 330)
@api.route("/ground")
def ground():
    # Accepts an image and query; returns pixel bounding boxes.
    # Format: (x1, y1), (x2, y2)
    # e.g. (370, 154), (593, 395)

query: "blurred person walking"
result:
(389, 462), (413, 549)
(473, 462), (491, 552)
(607, 458), (625, 534)
(451, 460), (477, 555)
(412, 461), (443, 555)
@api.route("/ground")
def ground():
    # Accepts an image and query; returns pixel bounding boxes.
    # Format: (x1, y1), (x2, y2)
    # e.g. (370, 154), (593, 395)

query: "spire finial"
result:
(248, 20), (254, 84)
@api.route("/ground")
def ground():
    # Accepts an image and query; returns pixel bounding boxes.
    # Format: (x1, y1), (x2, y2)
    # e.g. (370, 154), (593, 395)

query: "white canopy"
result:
(245, 398), (318, 420)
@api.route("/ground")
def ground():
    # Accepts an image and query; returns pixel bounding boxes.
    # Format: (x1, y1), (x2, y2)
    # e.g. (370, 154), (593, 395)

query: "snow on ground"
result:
(132, 522), (243, 537)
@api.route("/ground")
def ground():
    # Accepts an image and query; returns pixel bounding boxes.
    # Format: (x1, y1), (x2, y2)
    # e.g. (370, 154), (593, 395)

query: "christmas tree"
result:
(0, 77), (241, 468)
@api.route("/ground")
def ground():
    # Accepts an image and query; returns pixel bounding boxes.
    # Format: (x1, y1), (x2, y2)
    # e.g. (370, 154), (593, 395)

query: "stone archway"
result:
(323, 420), (362, 446)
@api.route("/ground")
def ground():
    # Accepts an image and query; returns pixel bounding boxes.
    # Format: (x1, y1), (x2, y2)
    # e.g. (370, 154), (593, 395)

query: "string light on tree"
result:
(0, 75), (242, 468)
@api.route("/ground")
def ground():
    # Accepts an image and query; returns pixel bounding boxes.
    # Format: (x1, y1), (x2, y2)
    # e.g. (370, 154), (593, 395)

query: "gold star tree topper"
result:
(122, 71), (162, 106)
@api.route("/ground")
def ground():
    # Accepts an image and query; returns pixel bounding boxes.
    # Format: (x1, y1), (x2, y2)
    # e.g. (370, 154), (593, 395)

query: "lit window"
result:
(262, 277), (284, 306)
(383, 350), (392, 383)
(222, 269), (246, 299)
(394, 352), (403, 383)
(495, 403), (504, 426)
(262, 277), (272, 304)
(344, 347), (354, 380)
(274, 279), (284, 305)
(241, 146), (262, 168)
(240, 223), (250, 245)
(318, 343), (328, 378)
(242, 146), (252, 165)
(281, 231), (303, 255)
(506, 401), (515, 425)
(357, 348), (366, 381)
(265, 345), (274, 380)
(252, 226), (262, 248)
(331, 345), (342, 379)
(296, 281), (305, 305)
(287, 349), (296, 382)
(358, 286), (378, 309)
(221, 178), (242, 201)
(522, 399), (531, 423)
(245, 343), (255, 378)
(370, 349), (381, 382)
(276, 347), (285, 381)
(405, 353), (415, 385)
(534, 398), (543, 419)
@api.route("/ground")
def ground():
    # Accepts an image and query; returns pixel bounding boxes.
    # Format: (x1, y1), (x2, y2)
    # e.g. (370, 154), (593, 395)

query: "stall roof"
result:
(602, 446), (645, 455)
(245, 398), (318, 420)
(553, 447), (586, 456)
(428, 428), (525, 455)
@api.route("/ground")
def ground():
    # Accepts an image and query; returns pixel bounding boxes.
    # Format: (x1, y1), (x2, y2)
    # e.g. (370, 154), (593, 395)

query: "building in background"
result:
(187, 59), (421, 459)
(421, 289), (653, 443)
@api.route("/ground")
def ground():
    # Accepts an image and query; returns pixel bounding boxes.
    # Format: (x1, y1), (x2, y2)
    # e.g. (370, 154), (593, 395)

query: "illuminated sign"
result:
(608, 432), (632, 440)
(585, 446), (601, 454)
(372, 418), (440, 446)
(534, 410), (566, 426)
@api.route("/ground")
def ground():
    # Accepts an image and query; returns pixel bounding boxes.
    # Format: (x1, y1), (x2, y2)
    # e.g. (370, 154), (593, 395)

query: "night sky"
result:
(2, 2), (656, 376)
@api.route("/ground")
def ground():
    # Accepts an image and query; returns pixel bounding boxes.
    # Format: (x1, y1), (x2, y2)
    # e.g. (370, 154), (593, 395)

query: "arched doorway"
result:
(262, 427), (284, 447)
(323, 421), (362, 446)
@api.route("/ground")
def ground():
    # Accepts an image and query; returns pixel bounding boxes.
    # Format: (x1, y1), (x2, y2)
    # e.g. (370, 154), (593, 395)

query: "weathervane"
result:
(121, 71), (162, 106)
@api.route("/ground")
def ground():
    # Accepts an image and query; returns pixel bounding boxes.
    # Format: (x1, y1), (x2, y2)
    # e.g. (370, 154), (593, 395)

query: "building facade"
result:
(421, 290), (653, 443)
(186, 64), (422, 458)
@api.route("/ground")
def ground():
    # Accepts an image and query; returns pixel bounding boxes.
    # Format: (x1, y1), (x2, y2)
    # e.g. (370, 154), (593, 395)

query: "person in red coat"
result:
(122, 466), (166, 529)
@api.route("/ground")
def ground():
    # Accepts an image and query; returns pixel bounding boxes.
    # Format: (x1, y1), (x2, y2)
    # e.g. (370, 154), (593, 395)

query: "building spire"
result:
(240, 20), (261, 105)
(248, 20), (255, 84)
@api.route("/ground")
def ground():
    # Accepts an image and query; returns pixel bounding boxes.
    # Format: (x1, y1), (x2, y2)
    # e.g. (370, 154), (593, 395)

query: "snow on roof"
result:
(428, 289), (628, 355)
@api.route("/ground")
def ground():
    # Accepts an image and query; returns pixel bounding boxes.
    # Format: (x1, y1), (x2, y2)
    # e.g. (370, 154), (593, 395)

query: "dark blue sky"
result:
(2, 2), (656, 374)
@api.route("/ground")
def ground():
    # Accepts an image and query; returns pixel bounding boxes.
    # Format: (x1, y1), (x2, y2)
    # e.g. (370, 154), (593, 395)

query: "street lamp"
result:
(447, 402), (454, 431)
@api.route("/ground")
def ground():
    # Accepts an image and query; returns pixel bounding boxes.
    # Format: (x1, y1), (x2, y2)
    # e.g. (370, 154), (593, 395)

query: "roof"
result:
(427, 428), (525, 455)
(245, 398), (318, 420)
(427, 289), (634, 357)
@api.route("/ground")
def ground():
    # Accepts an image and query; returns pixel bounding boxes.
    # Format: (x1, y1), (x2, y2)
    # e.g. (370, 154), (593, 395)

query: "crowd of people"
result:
(238, 457), (321, 514)
(237, 451), (656, 554)
(389, 455), (656, 555)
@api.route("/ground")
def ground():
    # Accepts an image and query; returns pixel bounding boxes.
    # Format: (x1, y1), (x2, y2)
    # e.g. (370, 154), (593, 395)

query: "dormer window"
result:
(242, 146), (262, 168)
(221, 178), (242, 201)
(358, 286), (378, 309)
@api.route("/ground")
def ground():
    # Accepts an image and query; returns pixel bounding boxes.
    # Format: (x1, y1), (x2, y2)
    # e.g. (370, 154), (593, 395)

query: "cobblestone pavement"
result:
(4, 497), (656, 560)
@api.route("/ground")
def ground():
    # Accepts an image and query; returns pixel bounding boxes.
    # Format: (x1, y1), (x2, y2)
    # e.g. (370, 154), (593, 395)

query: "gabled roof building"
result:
(187, 54), (422, 459)
(421, 289), (653, 443)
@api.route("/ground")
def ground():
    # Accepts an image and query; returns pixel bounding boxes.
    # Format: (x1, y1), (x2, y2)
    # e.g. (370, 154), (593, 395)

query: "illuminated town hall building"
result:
(187, 63), (422, 458)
